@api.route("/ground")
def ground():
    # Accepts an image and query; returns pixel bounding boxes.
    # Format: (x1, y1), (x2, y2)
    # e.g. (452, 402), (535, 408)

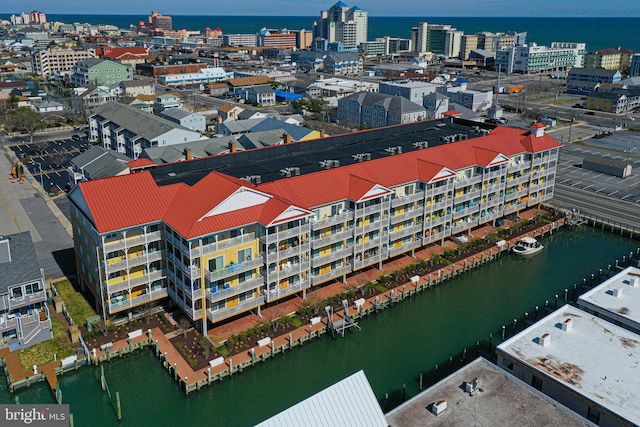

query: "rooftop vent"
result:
(431, 399), (447, 416)
(279, 167), (300, 177)
(464, 378), (481, 394)
(384, 146), (402, 155)
(412, 141), (428, 149)
(611, 288), (623, 298)
(539, 333), (551, 347)
(319, 160), (339, 169)
(352, 153), (371, 162)
(628, 276), (638, 287)
(561, 318), (573, 331)
(240, 175), (262, 184)
(167, 172), (176, 177)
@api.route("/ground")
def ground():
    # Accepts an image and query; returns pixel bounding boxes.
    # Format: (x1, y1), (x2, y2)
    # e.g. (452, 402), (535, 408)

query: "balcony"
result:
(453, 206), (479, 220)
(507, 175), (530, 186)
(103, 249), (163, 273)
(426, 200), (449, 211)
(311, 229), (352, 249)
(480, 211), (502, 223)
(105, 270), (164, 293)
(425, 187), (449, 199)
(7, 290), (46, 310)
(311, 247), (352, 267)
(108, 287), (168, 313)
(104, 230), (162, 252)
(484, 170), (504, 180)
(388, 240), (421, 257)
(358, 220), (384, 234)
(206, 296), (264, 323)
(190, 232), (256, 258)
(508, 161), (529, 172)
(357, 204), (387, 217)
(267, 262), (307, 282)
(428, 214), (450, 227)
(310, 265), (353, 286)
(261, 225), (306, 244)
(388, 209), (421, 225)
(361, 236), (384, 251)
(482, 198), (503, 210)
(389, 224), (422, 240)
(264, 279), (311, 302)
(206, 276), (264, 304)
(505, 189), (527, 202)
(353, 253), (384, 270)
(451, 219), (478, 234)
(390, 190), (425, 207)
(454, 188), (482, 202)
(206, 257), (264, 282)
(311, 211), (354, 231)
(275, 242), (310, 260)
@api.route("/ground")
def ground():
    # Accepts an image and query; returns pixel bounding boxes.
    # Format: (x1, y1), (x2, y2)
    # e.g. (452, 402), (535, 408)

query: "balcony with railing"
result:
(265, 279), (310, 302)
(357, 220), (384, 234)
(206, 276), (264, 304)
(506, 174), (530, 187)
(361, 236), (384, 251)
(508, 161), (529, 172)
(104, 230), (162, 251)
(391, 190), (425, 207)
(388, 239), (421, 257)
(484, 170), (504, 180)
(454, 188), (482, 202)
(389, 224), (422, 241)
(425, 186), (449, 199)
(275, 242), (310, 260)
(357, 204), (387, 217)
(453, 205), (478, 220)
(311, 247), (352, 267)
(108, 287), (168, 312)
(267, 261), (307, 282)
(105, 270), (164, 293)
(310, 265), (353, 286)
(428, 214), (450, 227)
(206, 257), (264, 282)
(311, 210), (354, 231)
(8, 290), (46, 310)
(311, 229), (352, 248)
(505, 188), (527, 202)
(103, 249), (163, 273)
(426, 199), (449, 211)
(261, 225), (307, 244)
(451, 218), (478, 234)
(190, 232), (257, 258)
(207, 296), (264, 323)
(353, 253), (384, 270)
(388, 209), (421, 225)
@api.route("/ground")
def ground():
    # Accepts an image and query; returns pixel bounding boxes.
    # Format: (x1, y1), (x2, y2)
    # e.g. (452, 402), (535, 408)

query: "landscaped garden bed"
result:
(82, 312), (177, 350)
(169, 329), (221, 371)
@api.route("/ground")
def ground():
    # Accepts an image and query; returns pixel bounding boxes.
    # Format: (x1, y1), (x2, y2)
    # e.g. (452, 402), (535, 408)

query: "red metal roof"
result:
(126, 158), (156, 169)
(77, 125), (561, 236)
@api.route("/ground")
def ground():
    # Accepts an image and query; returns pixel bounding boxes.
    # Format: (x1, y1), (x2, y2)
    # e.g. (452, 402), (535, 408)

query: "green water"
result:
(1, 227), (638, 427)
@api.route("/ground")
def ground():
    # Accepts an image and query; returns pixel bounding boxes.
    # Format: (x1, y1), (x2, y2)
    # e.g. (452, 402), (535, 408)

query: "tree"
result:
(178, 317), (191, 338)
(9, 107), (44, 143)
(136, 301), (159, 324)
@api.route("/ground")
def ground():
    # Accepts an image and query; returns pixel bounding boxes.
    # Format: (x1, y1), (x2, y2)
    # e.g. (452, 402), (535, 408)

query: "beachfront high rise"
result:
(313, 2), (368, 50)
(411, 23), (463, 58)
(69, 119), (560, 335)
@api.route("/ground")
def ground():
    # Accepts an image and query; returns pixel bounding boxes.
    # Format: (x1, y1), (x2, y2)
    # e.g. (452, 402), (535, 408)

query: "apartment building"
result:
(0, 232), (52, 350)
(69, 119), (560, 333)
(313, 2), (368, 49)
(337, 92), (428, 128)
(585, 47), (636, 74)
(496, 42), (584, 74)
(566, 68), (622, 94)
(70, 58), (133, 87)
(411, 22), (462, 58)
(31, 47), (96, 78)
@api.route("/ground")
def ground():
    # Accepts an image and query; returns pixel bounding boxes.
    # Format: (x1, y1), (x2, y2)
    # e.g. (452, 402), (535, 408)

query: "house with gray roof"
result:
(161, 107), (206, 132)
(0, 231), (52, 351)
(67, 146), (132, 187)
(237, 130), (285, 149)
(244, 85), (276, 106)
(36, 100), (64, 113)
(118, 79), (155, 97)
(220, 117), (321, 141)
(71, 85), (117, 115)
(89, 101), (206, 159)
(337, 92), (427, 129)
(566, 67), (622, 94)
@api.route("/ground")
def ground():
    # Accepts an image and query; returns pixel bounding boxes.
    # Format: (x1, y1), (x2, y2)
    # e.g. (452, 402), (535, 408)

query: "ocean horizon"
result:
(2, 14), (639, 52)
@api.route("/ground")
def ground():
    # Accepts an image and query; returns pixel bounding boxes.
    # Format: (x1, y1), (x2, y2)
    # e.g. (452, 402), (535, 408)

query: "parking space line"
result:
(570, 181), (582, 187)
(595, 187), (606, 193)
(583, 184), (593, 190)
(604, 176), (616, 181)
(621, 194), (632, 200)
(629, 180), (640, 187)
(608, 190), (618, 196)
(559, 179), (571, 184)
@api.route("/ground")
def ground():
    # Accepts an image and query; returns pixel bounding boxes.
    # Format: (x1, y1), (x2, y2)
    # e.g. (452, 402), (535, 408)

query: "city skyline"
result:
(2, 0), (640, 18)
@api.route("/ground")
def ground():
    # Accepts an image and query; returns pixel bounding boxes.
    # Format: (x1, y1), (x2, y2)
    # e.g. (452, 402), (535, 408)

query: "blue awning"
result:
(274, 90), (303, 101)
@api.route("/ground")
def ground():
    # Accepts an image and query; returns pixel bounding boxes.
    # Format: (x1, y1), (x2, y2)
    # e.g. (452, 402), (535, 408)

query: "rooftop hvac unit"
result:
(319, 160), (339, 169)
(352, 153), (371, 162)
(384, 146), (402, 155)
(279, 167), (300, 177)
(412, 141), (428, 149)
(251, 175), (262, 184)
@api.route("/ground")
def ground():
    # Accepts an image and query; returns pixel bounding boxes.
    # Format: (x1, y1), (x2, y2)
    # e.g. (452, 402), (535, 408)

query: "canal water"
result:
(1, 227), (637, 426)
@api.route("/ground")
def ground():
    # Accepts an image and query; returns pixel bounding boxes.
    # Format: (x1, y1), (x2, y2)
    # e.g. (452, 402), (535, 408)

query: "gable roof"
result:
(0, 232), (42, 294)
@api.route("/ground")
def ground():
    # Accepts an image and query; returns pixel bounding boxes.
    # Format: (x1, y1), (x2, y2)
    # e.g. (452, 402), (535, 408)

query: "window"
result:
(237, 248), (252, 262)
(25, 283), (40, 294)
(11, 287), (23, 299)
(531, 375), (543, 391)
(208, 256), (224, 271)
(586, 407), (600, 424)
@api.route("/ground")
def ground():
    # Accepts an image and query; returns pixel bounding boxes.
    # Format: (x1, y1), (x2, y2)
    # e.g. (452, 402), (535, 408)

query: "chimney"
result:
(216, 116), (222, 134)
(539, 333), (551, 347)
(283, 133), (291, 144)
(320, 129), (325, 138)
(561, 318), (573, 331)
(229, 142), (237, 153)
(185, 149), (192, 160)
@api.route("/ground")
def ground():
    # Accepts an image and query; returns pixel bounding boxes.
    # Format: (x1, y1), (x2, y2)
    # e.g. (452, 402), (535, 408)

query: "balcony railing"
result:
(508, 161), (529, 172)
(261, 225), (306, 244)
(311, 211), (354, 231)
(103, 250), (163, 273)
(264, 279), (310, 302)
(206, 296), (264, 323)
(388, 209), (421, 225)
(311, 247), (352, 267)
(353, 253), (384, 270)
(453, 206), (478, 220)
(357, 204), (387, 217)
(206, 257), (264, 281)
(275, 243), (310, 260)
(266, 263), (306, 282)
(310, 265), (352, 286)
(190, 232), (256, 258)
(8, 290), (46, 310)
(391, 190), (425, 207)
(104, 231), (162, 251)
(484, 170), (504, 180)
(426, 200), (449, 211)
(389, 224), (422, 241)
(361, 237), (384, 251)
(105, 270), (164, 293)
(454, 188), (482, 202)
(206, 276), (264, 304)
(311, 229), (352, 248)
(108, 288), (168, 313)
(358, 220), (384, 234)
(388, 240), (421, 257)
(428, 215), (450, 227)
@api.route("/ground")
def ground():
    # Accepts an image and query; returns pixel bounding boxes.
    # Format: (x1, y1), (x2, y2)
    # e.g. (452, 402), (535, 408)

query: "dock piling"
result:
(419, 373), (423, 390)
(116, 392), (121, 421)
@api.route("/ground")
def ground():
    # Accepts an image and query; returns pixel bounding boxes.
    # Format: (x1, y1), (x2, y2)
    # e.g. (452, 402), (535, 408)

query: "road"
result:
(551, 184), (640, 230)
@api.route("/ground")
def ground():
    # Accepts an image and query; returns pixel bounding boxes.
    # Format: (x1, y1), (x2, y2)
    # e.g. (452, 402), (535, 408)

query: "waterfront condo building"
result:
(69, 118), (560, 334)
(313, 2), (368, 50)
(496, 42), (585, 74)
(412, 23), (463, 58)
(585, 47), (636, 74)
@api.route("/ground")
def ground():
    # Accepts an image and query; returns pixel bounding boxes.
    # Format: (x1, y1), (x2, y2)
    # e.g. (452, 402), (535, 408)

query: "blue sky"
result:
(2, 0), (639, 17)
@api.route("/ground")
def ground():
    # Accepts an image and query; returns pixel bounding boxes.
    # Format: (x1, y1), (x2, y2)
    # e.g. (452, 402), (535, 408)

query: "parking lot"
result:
(557, 140), (640, 204)
(9, 135), (90, 195)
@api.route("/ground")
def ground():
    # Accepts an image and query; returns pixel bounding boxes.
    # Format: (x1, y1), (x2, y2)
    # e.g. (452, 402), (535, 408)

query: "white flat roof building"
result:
(496, 304), (640, 427)
(386, 357), (595, 427)
(578, 266), (640, 335)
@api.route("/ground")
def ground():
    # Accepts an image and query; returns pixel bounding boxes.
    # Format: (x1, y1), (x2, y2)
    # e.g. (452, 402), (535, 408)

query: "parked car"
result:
(74, 124), (88, 131)
(71, 134), (81, 141)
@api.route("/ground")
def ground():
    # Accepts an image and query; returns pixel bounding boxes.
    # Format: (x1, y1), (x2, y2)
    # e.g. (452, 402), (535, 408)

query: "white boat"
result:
(511, 237), (543, 256)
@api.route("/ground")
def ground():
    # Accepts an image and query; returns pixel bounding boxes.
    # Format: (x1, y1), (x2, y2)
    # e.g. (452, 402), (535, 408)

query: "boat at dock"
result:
(511, 237), (544, 256)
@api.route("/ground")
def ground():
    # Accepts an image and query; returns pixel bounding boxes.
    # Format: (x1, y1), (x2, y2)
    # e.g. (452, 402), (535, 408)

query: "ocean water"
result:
(3, 15), (640, 52)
